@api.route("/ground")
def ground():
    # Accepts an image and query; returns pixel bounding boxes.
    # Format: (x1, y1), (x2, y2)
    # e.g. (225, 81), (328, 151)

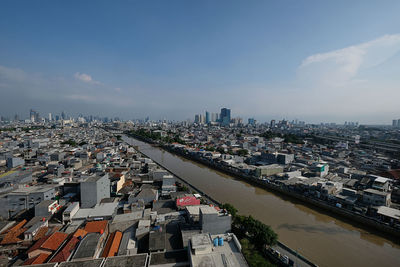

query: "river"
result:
(123, 135), (400, 267)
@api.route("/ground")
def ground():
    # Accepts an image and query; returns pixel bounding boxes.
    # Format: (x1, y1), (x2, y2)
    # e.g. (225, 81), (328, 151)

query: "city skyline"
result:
(1, 1), (400, 123)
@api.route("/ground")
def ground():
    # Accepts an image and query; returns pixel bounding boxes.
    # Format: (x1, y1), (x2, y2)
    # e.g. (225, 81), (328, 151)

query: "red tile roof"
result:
(41, 232), (69, 251)
(73, 229), (87, 239)
(107, 231), (122, 257)
(84, 220), (108, 234)
(4, 219), (27, 234)
(23, 253), (49, 265)
(1, 227), (27, 245)
(27, 235), (51, 255)
(29, 253), (50, 265)
(33, 227), (49, 241)
(101, 232), (115, 258)
(50, 236), (80, 263)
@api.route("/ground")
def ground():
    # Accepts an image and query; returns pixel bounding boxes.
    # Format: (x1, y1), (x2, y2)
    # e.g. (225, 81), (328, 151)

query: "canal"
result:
(123, 135), (400, 267)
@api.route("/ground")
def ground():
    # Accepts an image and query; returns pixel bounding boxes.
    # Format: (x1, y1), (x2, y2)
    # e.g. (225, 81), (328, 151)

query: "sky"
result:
(1, 1), (400, 124)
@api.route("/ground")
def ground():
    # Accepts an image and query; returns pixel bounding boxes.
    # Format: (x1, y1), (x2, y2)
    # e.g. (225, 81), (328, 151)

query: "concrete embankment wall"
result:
(161, 145), (400, 239)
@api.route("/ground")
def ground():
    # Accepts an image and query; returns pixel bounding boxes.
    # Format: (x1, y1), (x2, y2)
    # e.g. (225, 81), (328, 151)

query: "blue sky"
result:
(1, 1), (400, 123)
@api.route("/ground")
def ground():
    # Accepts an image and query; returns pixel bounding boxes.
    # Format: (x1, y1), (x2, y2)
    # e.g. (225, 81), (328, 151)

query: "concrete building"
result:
(80, 174), (110, 208)
(255, 164), (284, 178)
(6, 157), (25, 169)
(220, 108), (231, 126)
(35, 200), (59, 217)
(188, 233), (247, 267)
(363, 189), (391, 206)
(199, 206), (231, 235)
(62, 202), (80, 224)
(0, 186), (57, 219)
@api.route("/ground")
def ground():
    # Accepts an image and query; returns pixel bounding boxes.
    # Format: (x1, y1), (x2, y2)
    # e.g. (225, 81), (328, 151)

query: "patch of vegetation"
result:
(221, 203), (277, 267)
(127, 129), (186, 145)
(61, 139), (77, 146)
(237, 149), (248, 156)
(241, 238), (276, 267)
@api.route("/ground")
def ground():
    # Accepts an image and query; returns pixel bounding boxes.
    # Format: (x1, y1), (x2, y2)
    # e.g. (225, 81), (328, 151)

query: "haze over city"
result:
(1, 1), (400, 123)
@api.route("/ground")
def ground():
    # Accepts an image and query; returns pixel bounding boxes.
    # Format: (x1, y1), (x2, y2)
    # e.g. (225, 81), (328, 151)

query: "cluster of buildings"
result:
(0, 124), (247, 267)
(129, 121), (400, 229)
(194, 108), (237, 127)
(392, 119), (400, 128)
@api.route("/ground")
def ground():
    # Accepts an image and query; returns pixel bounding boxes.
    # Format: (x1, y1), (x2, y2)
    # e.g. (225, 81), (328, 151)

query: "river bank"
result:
(123, 134), (317, 267)
(128, 132), (400, 239)
(122, 134), (400, 267)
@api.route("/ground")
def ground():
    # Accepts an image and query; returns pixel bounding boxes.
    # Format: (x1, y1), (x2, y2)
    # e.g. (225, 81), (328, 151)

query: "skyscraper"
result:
(220, 108), (231, 126)
(248, 118), (256, 126)
(205, 111), (210, 124)
(30, 109), (39, 123)
(48, 113), (52, 121)
(211, 113), (219, 122)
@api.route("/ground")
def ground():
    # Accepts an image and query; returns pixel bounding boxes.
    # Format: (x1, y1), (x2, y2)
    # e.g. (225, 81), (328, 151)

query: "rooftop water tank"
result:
(213, 238), (218, 247)
(218, 237), (224, 246)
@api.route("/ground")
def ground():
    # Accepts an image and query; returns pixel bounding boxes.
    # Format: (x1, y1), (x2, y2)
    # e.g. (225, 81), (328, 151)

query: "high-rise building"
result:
(194, 114), (200, 124)
(48, 113), (52, 121)
(248, 118), (256, 126)
(220, 108), (231, 126)
(211, 113), (219, 122)
(270, 120), (276, 128)
(61, 111), (66, 120)
(393, 120), (398, 127)
(30, 109), (39, 122)
(205, 111), (210, 124)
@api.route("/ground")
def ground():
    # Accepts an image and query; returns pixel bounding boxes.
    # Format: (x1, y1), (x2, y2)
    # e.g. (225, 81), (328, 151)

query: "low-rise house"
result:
(363, 189), (391, 206)
(27, 232), (69, 259)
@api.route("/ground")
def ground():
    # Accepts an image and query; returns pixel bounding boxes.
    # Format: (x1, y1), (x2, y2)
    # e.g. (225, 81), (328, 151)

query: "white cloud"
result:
(74, 72), (101, 84)
(299, 34), (400, 86)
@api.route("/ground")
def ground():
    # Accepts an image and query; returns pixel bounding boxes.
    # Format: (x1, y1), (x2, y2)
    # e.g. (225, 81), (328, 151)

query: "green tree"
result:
(221, 203), (238, 217)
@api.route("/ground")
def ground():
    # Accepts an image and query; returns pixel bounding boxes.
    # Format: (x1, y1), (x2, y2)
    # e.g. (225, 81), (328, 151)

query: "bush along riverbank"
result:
(221, 203), (278, 267)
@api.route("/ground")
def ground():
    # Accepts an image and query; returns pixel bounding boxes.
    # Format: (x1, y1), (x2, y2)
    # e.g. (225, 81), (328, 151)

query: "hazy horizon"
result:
(1, 1), (400, 124)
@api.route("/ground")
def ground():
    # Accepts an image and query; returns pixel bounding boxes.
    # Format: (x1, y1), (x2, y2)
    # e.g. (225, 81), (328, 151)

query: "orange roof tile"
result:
(32, 253), (49, 265)
(73, 229), (87, 239)
(84, 220), (108, 234)
(23, 253), (49, 265)
(6, 219), (27, 233)
(33, 227), (49, 241)
(1, 227), (27, 245)
(50, 236), (80, 263)
(101, 232), (115, 258)
(27, 235), (51, 255)
(41, 232), (69, 251)
(107, 231), (122, 257)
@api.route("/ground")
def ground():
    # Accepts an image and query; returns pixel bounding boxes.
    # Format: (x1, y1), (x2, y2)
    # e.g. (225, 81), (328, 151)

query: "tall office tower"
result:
(61, 111), (66, 120)
(30, 109), (36, 122)
(48, 113), (52, 121)
(199, 114), (205, 124)
(248, 118), (256, 126)
(398, 119), (400, 128)
(205, 111), (210, 124)
(14, 114), (19, 122)
(220, 108), (231, 126)
(270, 119), (276, 128)
(194, 114), (200, 124)
(211, 113), (218, 122)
